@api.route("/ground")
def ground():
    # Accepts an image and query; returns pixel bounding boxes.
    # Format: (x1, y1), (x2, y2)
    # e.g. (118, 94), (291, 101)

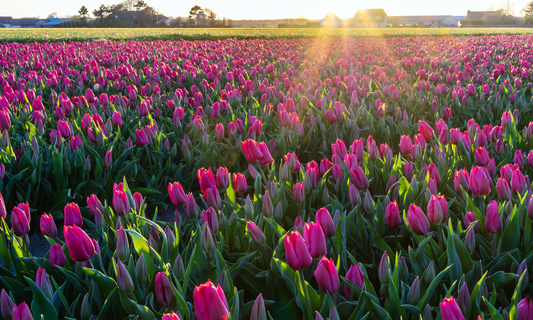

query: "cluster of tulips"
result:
(0, 35), (533, 319)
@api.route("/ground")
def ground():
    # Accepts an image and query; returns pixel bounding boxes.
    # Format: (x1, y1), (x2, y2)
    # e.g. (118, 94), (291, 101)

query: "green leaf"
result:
(417, 265), (452, 310)
(24, 276), (58, 320)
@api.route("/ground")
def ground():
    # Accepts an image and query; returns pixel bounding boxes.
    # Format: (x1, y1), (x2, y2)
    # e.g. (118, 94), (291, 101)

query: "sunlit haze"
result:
(2, 0), (530, 19)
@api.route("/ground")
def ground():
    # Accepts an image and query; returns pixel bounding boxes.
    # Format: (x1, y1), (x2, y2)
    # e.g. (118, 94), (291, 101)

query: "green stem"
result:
(298, 269), (313, 318)
(329, 238), (338, 259)
(437, 224), (443, 250)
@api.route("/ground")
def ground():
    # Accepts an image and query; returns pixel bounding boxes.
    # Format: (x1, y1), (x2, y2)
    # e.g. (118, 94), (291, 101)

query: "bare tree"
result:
(523, 0), (533, 23)
(499, 0), (515, 16)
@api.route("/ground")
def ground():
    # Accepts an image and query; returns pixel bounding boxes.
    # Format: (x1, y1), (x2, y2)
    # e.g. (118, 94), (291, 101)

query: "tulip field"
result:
(1, 33), (533, 320)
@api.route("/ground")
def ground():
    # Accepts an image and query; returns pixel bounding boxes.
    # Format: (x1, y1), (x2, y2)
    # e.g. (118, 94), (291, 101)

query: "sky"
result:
(1, 0), (530, 20)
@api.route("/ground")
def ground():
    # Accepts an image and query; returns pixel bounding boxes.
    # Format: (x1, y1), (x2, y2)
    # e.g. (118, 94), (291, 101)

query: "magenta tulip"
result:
(440, 296), (465, 320)
(303, 222), (327, 259)
(64, 225), (95, 262)
(40, 213), (57, 238)
(345, 264), (365, 298)
(64, 202), (83, 227)
(485, 201), (501, 233)
(385, 201), (401, 228)
(407, 204), (430, 235)
(314, 256), (340, 293)
(427, 195), (448, 225)
(469, 166), (492, 196)
(113, 183), (130, 216)
(193, 280), (229, 320)
(168, 182), (187, 206)
(155, 272), (175, 308)
(284, 231), (312, 270)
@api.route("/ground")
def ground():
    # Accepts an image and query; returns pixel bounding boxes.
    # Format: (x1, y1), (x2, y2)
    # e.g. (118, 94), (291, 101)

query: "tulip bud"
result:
(216, 167), (229, 189)
(293, 183), (305, 203)
(440, 296), (465, 320)
(155, 272), (175, 308)
(250, 294), (267, 320)
(64, 202), (83, 227)
(262, 191), (273, 218)
(344, 264), (364, 298)
(385, 201), (401, 228)
(315, 311), (324, 320)
(364, 190), (374, 214)
(422, 261), (436, 285)
(116, 227), (130, 262)
(193, 280), (229, 320)
(40, 213), (58, 238)
(457, 282), (471, 316)
(247, 221), (266, 245)
(517, 260), (529, 286)
(422, 304), (433, 320)
(173, 254), (184, 279)
(464, 227), (476, 254)
(104, 150), (112, 169)
(36, 268), (53, 301)
(115, 259), (134, 294)
(64, 225), (95, 262)
(408, 204), (430, 235)
(427, 195), (448, 225)
(485, 201), (501, 233)
(314, 256), (340, 293)
(49, 243), (66, 268)
(201, 223), (215, 260)
(112, 183), (130, 216)
(136, 254), (147, 285)
(274, 202), (284, 221)
(378, 252), (390, 285)
(407, 277), (420, 305)
(149, 226), (161, 253)
(162, 312), (181, 320)
(0, 289), (14, 320)
(284, 231), (312, 270)
(12, 302), (32, 320)
(11, 206), (31, 237)
(316, 208), (335, 238)
(349, 184), (359, 206)
(304, 222), (327, 259)
(185, 193), (199, 219)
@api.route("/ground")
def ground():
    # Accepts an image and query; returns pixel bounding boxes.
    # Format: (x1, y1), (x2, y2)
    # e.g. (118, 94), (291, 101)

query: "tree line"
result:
(73, 1), (232, 28)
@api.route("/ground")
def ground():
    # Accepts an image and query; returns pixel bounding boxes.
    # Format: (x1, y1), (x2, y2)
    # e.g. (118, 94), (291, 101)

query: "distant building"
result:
(354, 9), (387, 28)
(43, 18), (71, 28)
(388, 15), (459, 27)
(0, 16), (14, 27)
(465, 10), (504, 25)
(320, 13), (342, 28)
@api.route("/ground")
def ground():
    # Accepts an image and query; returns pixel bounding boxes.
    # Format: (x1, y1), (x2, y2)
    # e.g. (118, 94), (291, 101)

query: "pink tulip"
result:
(0, 110), (11, 131)
(232, 173), (247, 193)
(427, 195), (448, 225)
(511, 169), (527, 194)
(193, 280), (229, 320)
(399, 135), (413, 155)
(155, 272), (175, 308)
(304, 222), (327, 259)
(314, 256), (340, 293)
(485, 201), (501, 233)
(496, 177), (512, 201)
(474, 147), (490, 166)
(440, 296), (465, 320)
(517, 297), (533, 320)
(407, 204), (430, 235)
(40, 213), (57, 238)
(385, 201), (401, 228)
(454, 169), (470, 194)
(197, 168), (216, 193)
(135, 128), (149, 147)
(168, 182), (187, 206)
(316, 208), (335, 238)
(0, 193), (6, 219)
(162, 312), (181, 320)
(113, 183), (130, 216)
(293, 182), (305, 203)
(64, 225), (95, 262)
(345, 264), (365, 298)
(49, 243), (66, 268)
(216, 167), (229, 189)
(247, 221), (266, 245)
(350, 165), (369, 190)
(12, 301), (32, 320)
(284, 231), (312, 270)
(11, 206), (30, 236)
(64, 202), (83, 227)
(418, 120), (434, 139)
(469, 166), (492, 196)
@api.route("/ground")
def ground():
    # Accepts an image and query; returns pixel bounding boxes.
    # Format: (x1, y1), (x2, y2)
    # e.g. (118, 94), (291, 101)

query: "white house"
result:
(320, 13), (342, 28)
